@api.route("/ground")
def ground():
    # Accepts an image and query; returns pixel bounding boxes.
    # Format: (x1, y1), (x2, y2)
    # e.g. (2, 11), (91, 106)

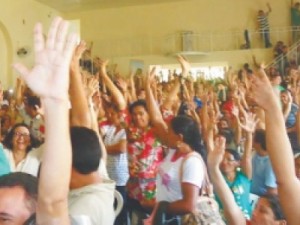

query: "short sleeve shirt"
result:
(156, 149), (204, 202)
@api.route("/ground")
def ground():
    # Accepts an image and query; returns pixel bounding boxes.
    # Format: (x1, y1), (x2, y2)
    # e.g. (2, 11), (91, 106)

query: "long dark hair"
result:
(2, 123), (38, 153)
(170, 115), (207, 161)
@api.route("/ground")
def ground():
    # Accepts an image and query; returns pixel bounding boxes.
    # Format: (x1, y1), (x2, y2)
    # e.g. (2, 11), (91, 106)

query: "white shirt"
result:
(68, 179), (116, 225)
(156, 149), (204, 202)
(102, 124), (129, 186)
(2, 148), (41, 176)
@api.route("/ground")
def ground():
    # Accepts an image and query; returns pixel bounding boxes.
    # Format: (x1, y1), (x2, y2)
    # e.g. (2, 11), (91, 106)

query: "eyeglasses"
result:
(14, 131), (30, 138)
(222, 158), (236, 162)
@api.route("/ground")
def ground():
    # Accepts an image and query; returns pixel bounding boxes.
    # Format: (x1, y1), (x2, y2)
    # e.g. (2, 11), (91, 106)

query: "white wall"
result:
(0, 0), (61, 89)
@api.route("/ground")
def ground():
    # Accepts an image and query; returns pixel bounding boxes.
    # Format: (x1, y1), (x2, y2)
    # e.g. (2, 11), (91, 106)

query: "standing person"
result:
(69, 42), (115, 225)
(97, 58), (164, 222)
(257, 3), (272, 48)
(142, 56), (211, 225)
(291, 0), (300, 42)
(101, 103), (129, 225)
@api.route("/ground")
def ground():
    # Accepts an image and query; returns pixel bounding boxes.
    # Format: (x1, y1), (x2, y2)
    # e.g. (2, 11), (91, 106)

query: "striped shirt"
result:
(257, 14), (269, 31)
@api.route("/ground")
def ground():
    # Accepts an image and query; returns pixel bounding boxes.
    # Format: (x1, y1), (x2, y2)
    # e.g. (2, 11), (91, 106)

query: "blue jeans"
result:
(261, 29), (272, 48)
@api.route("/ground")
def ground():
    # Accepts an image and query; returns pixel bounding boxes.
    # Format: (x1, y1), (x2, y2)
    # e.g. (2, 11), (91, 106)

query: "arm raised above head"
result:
(207, 136), (246, 225)
(251, 67), (300, 225)
(13, 17), (78, 225)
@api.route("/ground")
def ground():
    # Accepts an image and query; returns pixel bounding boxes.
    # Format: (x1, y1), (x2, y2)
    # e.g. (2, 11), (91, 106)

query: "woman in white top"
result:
(2, 123), (40, 176)
(143, 56), (207, 223)
(156, 116), (205, 208)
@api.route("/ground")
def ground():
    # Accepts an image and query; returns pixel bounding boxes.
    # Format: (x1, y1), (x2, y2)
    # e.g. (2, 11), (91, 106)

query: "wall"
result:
(65, 0), (290, 74)
(0, 0), (61, 89)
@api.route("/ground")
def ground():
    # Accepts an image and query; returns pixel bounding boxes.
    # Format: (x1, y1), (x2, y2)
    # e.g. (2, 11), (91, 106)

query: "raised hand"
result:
(16, 18), (77, 99)
(13, 17), (78, 102)
(70, 40), (86, 70)
(177, 55), (190, 78)
(239, 112), (258, 133)
(96, 58), (109, 73)
(207, 136), (226, 169)
(250, 68), (279, 111)
(231, 105), (239, 118)
(144, 66), (156, 87)
(85, 77), (99, 98)
(281, 90), (293, 106)
(115, 77), (128, 92)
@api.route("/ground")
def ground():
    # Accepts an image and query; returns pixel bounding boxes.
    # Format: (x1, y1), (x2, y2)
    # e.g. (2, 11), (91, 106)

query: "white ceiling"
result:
(35, 0), (187, 12)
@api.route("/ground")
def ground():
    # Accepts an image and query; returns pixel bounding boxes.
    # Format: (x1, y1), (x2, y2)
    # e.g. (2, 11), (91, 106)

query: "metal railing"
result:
(265, 38), (300, 76)
(94, 26), (297, 57)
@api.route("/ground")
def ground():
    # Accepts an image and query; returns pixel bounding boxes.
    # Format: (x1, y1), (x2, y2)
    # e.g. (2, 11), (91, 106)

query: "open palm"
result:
(13, 17), (78, 101)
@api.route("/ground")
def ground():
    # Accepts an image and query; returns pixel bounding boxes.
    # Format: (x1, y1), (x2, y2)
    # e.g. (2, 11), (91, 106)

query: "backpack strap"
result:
(179, 152), (214, 197)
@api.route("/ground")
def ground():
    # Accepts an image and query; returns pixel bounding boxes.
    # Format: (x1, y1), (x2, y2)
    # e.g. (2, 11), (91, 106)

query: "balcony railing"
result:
(94, 26), (296, 57)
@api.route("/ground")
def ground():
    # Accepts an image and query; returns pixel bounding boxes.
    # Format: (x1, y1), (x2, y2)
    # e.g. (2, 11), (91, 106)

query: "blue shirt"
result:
(251, 153), (277, 196)
(216, 171), (252, 219)
(286, 103), (298, 128)
(0, 144), (10, 176)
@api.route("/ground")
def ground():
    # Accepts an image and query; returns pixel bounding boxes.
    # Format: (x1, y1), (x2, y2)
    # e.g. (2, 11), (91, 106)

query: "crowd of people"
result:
(1, 11), (300, 225)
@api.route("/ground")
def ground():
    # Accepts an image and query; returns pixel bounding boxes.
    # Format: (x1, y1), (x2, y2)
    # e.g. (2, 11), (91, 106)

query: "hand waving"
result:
(207, 136), (226, 169)
(250, 68), (279, 111)
(239, 112), (258, 133)
(13, 17), (78, 102)
(177, 55), (190, 78)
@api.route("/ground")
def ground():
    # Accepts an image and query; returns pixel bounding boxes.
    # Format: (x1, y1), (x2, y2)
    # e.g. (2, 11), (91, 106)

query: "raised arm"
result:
(69, 41), (92, 127)
(144, 67), (168, 140)
(238, 111), (258, 179)
(266, 2), (272, 14)
(252, 67), (300, 225)
(13, 17), (77, 225)
(15, 77), (25, 107)
(98, 59), (126, 110)
(207, 136), (246, 225)
(282, 91), (293, 121)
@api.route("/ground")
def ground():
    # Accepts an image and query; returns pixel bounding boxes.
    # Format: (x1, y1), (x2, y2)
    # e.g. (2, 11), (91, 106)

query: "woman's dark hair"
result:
(262, 194), (285, 220)
(23, 213), (36, 225)
(106, 102), (120, 113)
(225, 149), (241, 161)
(177, 101), (189, 116)
(254, 129), (267, 151)
(2, 123), (38, 153)
(219, 128), (234, 145)
(171, 115), (207, 161)
(129, 99), (147, 114)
